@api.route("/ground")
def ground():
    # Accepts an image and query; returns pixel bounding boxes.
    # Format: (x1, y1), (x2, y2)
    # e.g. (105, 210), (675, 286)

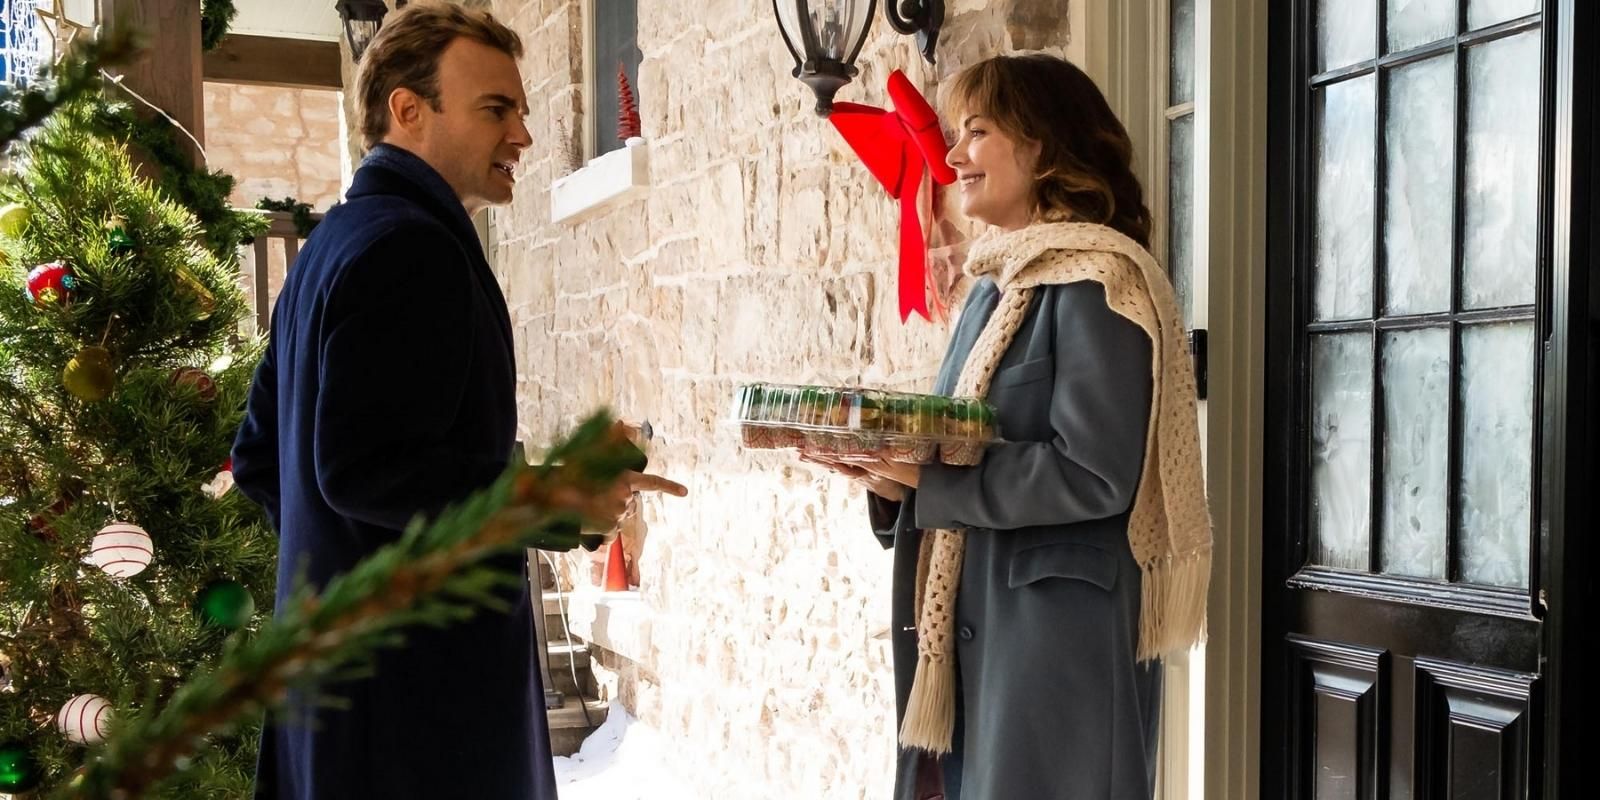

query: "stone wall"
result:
(360, 1), (1075, 796)
(203, 83), (344, 212)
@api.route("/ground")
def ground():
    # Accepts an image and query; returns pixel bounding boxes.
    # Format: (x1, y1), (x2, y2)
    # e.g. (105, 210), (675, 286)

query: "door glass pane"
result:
(1468, 0), (1540, 30)
(1315, 76), (1377, 321)
(1169, 113), (1195, 328)
(1319, 0), (1378, 71)
(1463, 31), (1541, 309)
(1387, 0), (1456, 53)
(1458, 322), (1534, 588)
(1380, 329), (1450, 579)
(1311, 333), (1374, 571)
(1384, 54), (1455, 315)
(1171, 0), (1196, 105)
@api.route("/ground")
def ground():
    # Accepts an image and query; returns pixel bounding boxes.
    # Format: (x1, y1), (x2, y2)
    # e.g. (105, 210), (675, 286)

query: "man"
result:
(231, 4), (685, 798)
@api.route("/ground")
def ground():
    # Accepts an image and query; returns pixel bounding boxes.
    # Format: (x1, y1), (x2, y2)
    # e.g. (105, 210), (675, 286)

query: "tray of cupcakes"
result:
(730, 383), (999, 465)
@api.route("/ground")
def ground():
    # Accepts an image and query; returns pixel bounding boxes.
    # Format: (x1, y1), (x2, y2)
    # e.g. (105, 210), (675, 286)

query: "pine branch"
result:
(63, 414), (642, 799)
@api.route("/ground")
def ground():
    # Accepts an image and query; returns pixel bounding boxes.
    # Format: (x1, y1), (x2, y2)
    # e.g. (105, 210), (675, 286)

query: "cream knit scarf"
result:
(900, 222), (1213, 754)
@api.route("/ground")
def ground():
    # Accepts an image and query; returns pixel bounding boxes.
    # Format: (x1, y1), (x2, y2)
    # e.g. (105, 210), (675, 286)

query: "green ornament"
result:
(63, 345), (116, 402)
(0, 740), (42, 794)
(105, 215), (134, 251)
(0, 203), (30, 237)
(196, 579), (254, 629)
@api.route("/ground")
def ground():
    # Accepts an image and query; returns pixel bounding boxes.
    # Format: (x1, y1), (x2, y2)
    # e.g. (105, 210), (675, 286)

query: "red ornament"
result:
(25, 262), (78, 307)
(27, 496), (72, 542)
(170, 367), (217, 402)
(829, 70), (957, 323)
(617, 63), (641, 141)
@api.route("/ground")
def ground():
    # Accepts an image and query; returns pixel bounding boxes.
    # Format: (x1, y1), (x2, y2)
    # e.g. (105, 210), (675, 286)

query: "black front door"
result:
(1261, 0), (1596, 797)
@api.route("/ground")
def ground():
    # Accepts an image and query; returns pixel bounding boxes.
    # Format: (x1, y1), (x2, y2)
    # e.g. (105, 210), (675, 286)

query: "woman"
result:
(809, 55), (1211, 799)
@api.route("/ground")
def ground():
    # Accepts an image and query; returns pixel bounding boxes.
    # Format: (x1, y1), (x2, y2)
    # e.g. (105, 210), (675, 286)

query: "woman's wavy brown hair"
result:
(946, 54), (1153, 249)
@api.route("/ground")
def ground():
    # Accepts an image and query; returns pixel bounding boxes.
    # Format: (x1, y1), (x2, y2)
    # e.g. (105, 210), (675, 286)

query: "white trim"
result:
(580, 0), (597, 163)
(1081, 4), (1207, 798)
(549, 139), (650, 225)
(1200, 0), (1266, 798)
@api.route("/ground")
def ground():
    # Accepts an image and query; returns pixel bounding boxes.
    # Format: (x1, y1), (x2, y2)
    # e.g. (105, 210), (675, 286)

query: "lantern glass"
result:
(774, 1), (875, 67)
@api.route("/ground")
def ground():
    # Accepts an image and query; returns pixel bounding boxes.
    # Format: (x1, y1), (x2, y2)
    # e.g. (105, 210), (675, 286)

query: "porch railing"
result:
(237, 209), (322, 334)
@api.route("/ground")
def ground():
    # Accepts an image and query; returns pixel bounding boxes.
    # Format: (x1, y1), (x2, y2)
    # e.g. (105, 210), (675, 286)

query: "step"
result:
(540, 592), (576, 639)
(543, 613), (570, 640)
(546, 639), (591, 672)
(546, 695), (608, 757)
(543, 655), (599, 699)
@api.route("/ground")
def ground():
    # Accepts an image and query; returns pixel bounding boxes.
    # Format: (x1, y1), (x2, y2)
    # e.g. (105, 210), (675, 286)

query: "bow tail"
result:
(897, 159), (931, 323)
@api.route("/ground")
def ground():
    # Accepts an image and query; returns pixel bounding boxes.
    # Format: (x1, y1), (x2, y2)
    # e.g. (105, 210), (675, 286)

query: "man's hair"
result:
(355, 2), (524, 150)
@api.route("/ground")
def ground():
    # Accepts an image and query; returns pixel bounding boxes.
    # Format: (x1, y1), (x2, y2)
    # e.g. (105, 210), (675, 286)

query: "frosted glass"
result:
(1463, 31), (1541, 309)
(1319, 0), (1378, 71)
(1387, 0), (1456, 52)
(1171, 0), (1196, 104)
(1169, 114), (1195, 329)
(1458, 322), (1534, 588)
(1384, 55), (1455, 315)
(1469, 0), (1540, 30)
(1311, 334), (1374, 571)
(1315, 76), (1377, 321)
(1380, 329), (1450, 579)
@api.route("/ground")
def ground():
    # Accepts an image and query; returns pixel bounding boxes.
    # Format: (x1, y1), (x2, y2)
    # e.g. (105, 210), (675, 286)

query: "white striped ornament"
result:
(56, 693), (111, 744)
(87, 522), (153, 578)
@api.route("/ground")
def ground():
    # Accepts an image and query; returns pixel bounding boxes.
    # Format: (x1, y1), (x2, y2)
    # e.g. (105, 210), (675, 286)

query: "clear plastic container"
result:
(731, 383), (999, 466)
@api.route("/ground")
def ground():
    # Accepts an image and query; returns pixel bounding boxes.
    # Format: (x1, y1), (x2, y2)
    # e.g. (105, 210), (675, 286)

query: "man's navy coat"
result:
(232, 144), (556, 800)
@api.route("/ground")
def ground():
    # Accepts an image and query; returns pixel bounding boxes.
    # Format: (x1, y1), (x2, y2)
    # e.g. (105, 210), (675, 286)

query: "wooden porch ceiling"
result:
(202, 34), (342, 91)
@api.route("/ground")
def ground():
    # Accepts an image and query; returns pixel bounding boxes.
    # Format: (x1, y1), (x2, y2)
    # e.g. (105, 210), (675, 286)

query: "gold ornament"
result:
(174, 267), (215, 319)
(63, 346), (115, 402)
(0, 203), (30, 237)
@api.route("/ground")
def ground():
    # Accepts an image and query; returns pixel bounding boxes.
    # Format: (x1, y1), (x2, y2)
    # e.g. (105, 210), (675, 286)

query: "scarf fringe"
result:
(1136, 546), (1213, 662)
(898, 652), (957, 754)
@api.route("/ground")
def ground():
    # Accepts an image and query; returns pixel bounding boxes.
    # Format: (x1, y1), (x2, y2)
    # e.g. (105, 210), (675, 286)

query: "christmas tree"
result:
(0, 100), (274, 797)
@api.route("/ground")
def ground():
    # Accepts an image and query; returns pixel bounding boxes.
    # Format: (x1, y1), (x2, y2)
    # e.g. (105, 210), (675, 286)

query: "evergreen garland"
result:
(87, 101), (267, 265)
(200, 0), (238, 52)
(253, 196), (318, 238)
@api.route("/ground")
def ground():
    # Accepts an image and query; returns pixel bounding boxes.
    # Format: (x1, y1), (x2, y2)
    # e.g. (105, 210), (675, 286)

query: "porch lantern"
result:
(774, 1), (945, 116)
(773, 0), (877, 116)
(336, 0), (405, 62)
(883, 0), (943, 65)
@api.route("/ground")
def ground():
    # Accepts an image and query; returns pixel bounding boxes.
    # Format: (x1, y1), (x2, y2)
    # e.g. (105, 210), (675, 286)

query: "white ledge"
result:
(549, 139), (650, 224)
(562, 589), (653, 665)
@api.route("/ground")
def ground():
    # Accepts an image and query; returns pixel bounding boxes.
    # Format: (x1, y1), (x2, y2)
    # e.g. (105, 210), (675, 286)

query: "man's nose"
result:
(506, 115), (532, 149)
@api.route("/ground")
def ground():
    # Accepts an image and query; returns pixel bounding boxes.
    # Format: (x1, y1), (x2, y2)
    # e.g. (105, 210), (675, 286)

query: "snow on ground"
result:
(553, 705), (699, 800)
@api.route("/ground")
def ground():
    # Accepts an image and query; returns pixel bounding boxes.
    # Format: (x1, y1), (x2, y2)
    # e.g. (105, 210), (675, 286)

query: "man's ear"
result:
(387, 87), (426, 136)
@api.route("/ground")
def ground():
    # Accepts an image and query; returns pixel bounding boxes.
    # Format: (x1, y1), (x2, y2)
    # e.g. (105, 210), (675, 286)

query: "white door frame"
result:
(1079, 1), (1268, 798)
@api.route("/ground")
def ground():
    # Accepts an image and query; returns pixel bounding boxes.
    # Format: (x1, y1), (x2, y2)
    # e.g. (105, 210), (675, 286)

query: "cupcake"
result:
(940, 398), (997, 465)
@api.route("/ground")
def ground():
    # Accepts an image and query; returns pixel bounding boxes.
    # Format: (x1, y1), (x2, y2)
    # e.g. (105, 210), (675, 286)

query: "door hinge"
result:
(1188, 328), (1208, 400)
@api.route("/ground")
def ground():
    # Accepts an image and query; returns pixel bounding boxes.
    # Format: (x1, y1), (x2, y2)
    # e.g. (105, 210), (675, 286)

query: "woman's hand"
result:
(800, 453), (908, 502)
(857, 459), (922, 491)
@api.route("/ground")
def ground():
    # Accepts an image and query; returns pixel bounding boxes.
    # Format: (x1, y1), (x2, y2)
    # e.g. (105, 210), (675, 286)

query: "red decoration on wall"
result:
(829, 70), (957, 323)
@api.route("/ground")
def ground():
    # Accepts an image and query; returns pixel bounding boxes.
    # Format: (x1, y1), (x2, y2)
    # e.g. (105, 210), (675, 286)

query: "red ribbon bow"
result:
(830, 70), (957, 323)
